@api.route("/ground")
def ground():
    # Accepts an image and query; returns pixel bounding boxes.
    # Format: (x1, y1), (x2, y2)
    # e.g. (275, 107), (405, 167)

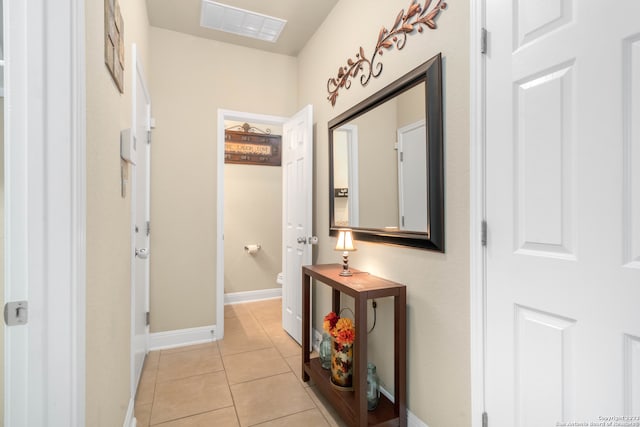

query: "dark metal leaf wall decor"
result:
(327, 0), (447, 106)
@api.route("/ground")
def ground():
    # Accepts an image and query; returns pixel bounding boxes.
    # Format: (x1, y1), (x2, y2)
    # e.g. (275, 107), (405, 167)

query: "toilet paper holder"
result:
(244, 244), (261, 254)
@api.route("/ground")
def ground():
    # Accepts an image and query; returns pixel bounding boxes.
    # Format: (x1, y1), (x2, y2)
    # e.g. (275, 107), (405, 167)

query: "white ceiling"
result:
(146, 0), (339, 56)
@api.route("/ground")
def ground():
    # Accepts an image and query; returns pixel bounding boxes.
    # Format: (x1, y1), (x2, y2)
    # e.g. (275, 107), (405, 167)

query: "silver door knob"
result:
(297, 237), (307, 244)
(135, 248), (149, 259)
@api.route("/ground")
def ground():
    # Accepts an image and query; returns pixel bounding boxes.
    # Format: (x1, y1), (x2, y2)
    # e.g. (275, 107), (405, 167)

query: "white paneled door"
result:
(131, 45), (151, 397)
(397, 120), (427, 231)
(486, 1), (640, 425)
(282, 105), (313, 344)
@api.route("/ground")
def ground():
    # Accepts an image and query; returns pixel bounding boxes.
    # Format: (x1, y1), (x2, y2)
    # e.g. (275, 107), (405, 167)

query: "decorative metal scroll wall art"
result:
(327, 0), (447, 106)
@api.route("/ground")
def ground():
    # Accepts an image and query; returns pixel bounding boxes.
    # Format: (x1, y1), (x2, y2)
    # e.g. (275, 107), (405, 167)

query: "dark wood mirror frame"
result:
(328, 53), (444, 251)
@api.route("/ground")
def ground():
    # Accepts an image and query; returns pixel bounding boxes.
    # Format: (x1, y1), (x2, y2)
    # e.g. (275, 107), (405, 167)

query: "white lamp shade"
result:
(335, 229), (356, 251)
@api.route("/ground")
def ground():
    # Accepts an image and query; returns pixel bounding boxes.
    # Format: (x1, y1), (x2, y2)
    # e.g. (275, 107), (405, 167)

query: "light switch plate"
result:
(120, 128), (137, 165)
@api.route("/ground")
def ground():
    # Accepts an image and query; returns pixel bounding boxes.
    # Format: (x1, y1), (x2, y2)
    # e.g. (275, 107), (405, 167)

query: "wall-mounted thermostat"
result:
(120, 128), (137, 165)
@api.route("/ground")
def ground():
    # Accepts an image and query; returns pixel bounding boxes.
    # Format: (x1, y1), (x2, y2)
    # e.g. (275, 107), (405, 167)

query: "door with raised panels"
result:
(131, 44), (151, 398)
(486, 0), (640, 425)
(282, 105), (313, 344)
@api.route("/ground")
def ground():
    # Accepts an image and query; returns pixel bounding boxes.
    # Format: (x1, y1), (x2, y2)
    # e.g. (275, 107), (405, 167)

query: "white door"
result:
(5, 0), (84, 424)
(131, 45), (151, 395)
(485, 1), (640, 425)
(397, 120), (427, 231)
(282, 105), (313, 344)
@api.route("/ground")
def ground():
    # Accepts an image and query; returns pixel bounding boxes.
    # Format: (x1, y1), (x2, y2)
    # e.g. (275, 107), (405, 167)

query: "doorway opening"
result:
(216, 110), (288, 340)
(222, 119), (284, 303)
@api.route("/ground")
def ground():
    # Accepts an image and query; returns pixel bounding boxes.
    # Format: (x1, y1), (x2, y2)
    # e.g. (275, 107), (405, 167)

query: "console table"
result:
(301, 264), (407, 427)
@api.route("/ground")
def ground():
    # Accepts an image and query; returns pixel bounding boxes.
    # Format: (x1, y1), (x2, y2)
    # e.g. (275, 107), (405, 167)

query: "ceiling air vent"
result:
(200, 0), (287, 43)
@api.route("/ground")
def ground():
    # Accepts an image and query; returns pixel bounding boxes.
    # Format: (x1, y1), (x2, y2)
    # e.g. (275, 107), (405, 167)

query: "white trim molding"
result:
(149, 325), (217, 351)
(224, 288), (282, 305)
(123, 398), (136, 427)
(469, 1), (486, 427)
(376, 386), (429, 427)
(4, 0), (86, 425)
(407, 410), (430, 427)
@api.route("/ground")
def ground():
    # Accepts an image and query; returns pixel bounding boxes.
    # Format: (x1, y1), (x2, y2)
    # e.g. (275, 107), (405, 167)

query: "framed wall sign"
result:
(224, 128), (282, 167)
(104, 0), (124, 93)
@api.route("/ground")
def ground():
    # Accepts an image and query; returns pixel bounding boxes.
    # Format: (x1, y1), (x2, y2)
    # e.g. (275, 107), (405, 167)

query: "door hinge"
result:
(146, 220), (151, 236)
(4, 301), (28, 326)
(401, 215), (405, 227)
(481, 28), (488, 54)
(481, 220), (487, 247)
(400, 151), (404, 162)
(145, 311), (150, 326)
(482, 412), (488, 427)
(147, 130), (152, 145)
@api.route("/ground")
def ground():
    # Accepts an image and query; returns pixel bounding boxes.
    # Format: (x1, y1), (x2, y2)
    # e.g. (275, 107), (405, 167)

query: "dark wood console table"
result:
(301, 264), (407, 427)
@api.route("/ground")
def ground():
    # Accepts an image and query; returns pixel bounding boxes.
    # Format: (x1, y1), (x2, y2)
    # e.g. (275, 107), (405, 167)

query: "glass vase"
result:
(366, 362), (380, 411)
(319, 333), (332, 369)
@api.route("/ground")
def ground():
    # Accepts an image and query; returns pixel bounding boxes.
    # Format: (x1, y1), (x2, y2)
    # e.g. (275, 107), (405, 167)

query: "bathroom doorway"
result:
(216, 106), (314, 343)
(222, 119), (284, 304)
(216, 110), (288, 340)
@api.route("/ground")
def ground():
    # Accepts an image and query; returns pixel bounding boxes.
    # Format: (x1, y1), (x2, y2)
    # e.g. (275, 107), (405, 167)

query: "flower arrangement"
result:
(324, 310), (356, 389)
(323, 311), (356, 345)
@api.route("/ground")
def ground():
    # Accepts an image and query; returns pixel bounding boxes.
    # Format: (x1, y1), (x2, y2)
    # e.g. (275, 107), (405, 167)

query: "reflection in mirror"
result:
(333, 83), (427, 232)
(329, 53), (443, 251)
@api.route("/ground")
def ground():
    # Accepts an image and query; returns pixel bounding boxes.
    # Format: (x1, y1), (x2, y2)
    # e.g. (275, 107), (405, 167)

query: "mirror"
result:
(329, 53), (444, 251)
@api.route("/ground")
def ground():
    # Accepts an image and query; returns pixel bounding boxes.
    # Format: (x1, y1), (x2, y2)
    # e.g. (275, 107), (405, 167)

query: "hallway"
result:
(134, 298), (348, 426)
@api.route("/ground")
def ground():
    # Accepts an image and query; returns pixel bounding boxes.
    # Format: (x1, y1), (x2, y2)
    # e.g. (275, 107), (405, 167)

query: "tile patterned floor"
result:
(134, 298), (349, 427)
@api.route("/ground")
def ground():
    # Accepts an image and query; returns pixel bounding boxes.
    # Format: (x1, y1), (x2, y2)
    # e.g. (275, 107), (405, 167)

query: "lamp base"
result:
(339, 252), (352, 276)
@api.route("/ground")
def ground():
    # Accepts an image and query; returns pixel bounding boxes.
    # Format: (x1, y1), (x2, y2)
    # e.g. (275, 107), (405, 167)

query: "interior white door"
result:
(131, 44), (151, 395)
(282, 105), (313, 344)
(485, 1), (640, 425)
(397, 120), (427, 231)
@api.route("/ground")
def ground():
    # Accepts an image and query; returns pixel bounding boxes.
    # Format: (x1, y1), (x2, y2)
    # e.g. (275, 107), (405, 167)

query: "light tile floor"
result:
(134, 298), (349, 427)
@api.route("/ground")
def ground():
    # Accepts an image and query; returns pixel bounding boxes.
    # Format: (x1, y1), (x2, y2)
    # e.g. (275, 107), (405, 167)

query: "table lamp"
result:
(335, 229), (357, 276)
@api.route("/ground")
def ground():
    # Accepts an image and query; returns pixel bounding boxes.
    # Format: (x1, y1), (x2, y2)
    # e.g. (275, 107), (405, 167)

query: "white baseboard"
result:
(224, 288), (282, 305)
(149, 325), (217, 351)
(378, 385), (428, 427)
(407, 410), (429, 427)
(123, 397), (136, 427)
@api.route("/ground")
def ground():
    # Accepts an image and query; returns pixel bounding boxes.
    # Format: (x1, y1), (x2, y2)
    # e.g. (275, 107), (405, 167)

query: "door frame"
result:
(4, 0), (86, 424)
(215, 109), (288, 340)
(333, 124), (359, 226)
(469, 1), (486, 427)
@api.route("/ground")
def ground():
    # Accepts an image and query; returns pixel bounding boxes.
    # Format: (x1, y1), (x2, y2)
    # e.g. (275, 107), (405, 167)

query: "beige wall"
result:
(297, 0), (470, 425)
(149, 27), (297, 332)
(85, 0), (150, 424)
(397, 81), (426, 129)
(224, 162), (282, 294)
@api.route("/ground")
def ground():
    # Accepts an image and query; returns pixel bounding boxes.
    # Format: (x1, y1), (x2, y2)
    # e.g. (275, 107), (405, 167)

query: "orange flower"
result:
(323, 311), (339, 333)
(335, 328), (355, 345)
(333, 317), (355, 345)
(323, 311), (355, 345)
